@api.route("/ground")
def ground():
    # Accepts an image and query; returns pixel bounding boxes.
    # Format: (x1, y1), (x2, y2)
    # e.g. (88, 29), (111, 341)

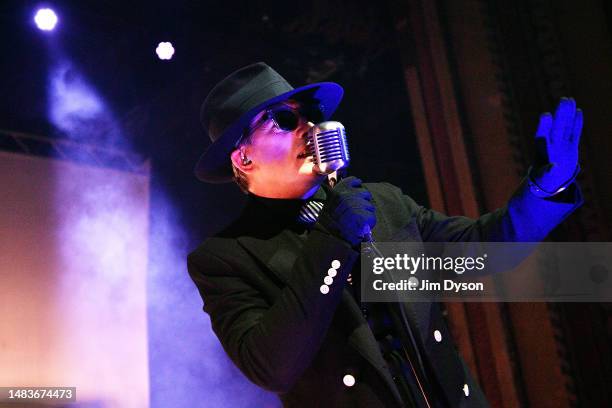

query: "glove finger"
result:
(364, 205), (376, 213)
(571, 108), (583, 146)
(359, 190), (373, 201)
(352, 215), (376, 231)
(345, 197), (375, 209)
(551, 98), (576, 145)
(534, 113), (552, 165)
(344, 207), (374, 217)
(536, 112), (553, 141)
(562, 98), (577, 142)
(338, 176), (362, 188)
(361, 224), (373, 240)
(354, 208), (377, 220)
(349, 206), (376, 216)
(324, 177), (359, 203)
(342, 202), (372, 214)
(337, 188), (370, 201)
(365, 213), (377, 228)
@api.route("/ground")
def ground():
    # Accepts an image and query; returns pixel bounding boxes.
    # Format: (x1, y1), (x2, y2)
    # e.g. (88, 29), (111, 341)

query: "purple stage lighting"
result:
(155, 42), (175, 60)
(34, 8), (58, 31)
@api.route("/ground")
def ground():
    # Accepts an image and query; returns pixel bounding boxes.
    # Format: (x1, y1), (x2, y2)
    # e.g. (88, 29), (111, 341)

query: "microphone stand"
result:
(327, 172), (433, 408)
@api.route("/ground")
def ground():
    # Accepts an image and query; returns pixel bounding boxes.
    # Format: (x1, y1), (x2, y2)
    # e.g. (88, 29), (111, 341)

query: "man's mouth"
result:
(297, 140), (314, 158)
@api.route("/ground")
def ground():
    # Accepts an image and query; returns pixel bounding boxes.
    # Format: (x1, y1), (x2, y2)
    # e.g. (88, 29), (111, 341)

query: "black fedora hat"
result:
(195, 62), (344, 183)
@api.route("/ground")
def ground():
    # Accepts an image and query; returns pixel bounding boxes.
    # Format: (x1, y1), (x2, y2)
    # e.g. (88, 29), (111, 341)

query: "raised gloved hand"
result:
(315, 176), (377, 247)
(529, 97), (583, 197)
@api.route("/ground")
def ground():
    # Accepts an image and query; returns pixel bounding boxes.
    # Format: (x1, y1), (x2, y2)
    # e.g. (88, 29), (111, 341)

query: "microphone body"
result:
(306, 121), (350, 175)
(307, 121), (372, 239)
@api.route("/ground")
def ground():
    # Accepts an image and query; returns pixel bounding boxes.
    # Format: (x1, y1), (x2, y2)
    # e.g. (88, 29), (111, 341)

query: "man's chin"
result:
(298, 158), (320, 175)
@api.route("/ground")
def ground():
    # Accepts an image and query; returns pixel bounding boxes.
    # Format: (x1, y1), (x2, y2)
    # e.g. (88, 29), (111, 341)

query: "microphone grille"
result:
(310, 121), (349, 174)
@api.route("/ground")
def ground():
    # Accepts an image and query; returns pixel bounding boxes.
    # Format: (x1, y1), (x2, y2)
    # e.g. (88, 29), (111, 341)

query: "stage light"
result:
(34, 8), (58, 31)
(155, 42), (175, 60)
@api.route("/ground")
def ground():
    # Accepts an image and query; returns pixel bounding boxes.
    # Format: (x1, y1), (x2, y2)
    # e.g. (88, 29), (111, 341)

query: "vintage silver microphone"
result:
(305, 121), (376, 240)
(306, 121), (350, 177)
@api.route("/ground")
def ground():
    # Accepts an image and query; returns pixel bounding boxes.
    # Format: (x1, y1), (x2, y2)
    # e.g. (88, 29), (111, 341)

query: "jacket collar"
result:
(246, 184), (327, 219)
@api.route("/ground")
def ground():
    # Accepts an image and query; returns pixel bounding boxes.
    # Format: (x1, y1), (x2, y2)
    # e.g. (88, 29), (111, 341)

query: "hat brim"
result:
(194, 82), (343, 183)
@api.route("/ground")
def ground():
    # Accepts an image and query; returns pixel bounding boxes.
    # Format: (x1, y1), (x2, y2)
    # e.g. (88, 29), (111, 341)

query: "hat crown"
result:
(200, 62), (294, 143)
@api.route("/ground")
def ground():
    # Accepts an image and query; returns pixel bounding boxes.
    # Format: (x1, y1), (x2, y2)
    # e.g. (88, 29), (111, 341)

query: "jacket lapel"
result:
(237, 229), (299, 285)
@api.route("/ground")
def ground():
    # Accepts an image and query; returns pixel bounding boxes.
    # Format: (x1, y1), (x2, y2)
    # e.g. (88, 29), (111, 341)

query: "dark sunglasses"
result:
(236, 104), (324, 147)
(265, 107), (323, 131)
(258, 105), (324, 131)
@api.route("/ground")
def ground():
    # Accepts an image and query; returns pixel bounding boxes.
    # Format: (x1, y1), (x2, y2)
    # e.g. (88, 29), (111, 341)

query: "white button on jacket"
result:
(342, 374), (356, 387)
(434, 330), (442, 342)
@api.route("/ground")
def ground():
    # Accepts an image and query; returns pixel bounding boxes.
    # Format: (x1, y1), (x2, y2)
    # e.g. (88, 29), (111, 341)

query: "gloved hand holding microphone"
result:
(305, 121), (376, 247)
(315, 176), (377, 248)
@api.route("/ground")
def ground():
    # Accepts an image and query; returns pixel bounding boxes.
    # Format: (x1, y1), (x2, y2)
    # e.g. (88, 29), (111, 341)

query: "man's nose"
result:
(298, 121), (314, 139)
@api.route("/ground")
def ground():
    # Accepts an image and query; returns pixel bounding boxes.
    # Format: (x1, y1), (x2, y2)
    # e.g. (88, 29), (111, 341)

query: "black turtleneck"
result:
(244, 185), (328, 231)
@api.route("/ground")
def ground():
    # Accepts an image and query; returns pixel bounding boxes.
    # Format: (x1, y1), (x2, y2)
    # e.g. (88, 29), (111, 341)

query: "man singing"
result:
(188, 62), (583, 407)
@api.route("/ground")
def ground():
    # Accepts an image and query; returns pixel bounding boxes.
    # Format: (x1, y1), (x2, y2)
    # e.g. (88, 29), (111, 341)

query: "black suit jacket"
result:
(188, 181), (582, 407)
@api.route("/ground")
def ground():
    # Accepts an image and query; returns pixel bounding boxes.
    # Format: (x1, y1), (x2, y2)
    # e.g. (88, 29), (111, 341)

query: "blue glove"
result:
(315, 177), (377, 247)
(529, 97), (583, 197)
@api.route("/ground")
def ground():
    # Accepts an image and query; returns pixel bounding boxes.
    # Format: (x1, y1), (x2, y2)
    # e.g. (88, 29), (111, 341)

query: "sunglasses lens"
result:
(306, 108), (324, 124)
(272, 109), (300, 131)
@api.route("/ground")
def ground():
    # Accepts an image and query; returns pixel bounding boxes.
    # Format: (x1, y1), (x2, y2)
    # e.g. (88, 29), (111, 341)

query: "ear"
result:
(230, 148), (253, 173)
